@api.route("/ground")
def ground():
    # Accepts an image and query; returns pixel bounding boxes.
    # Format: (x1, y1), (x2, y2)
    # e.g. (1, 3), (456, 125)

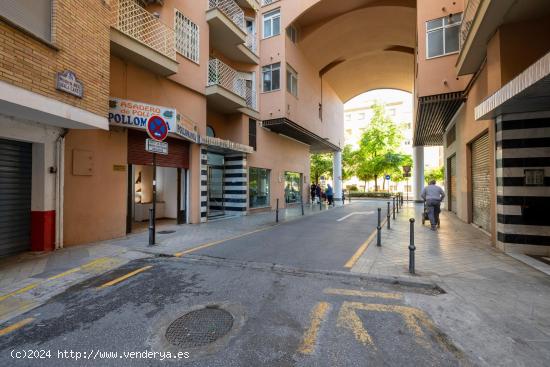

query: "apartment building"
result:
(0, 0), (345, 253)
(414, 0), (550, 254)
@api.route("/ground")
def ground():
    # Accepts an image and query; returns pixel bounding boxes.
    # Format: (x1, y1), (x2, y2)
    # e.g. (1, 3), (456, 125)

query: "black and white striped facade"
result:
(223, 154), (247, 215)
(496, 115), (550, 254)
(200, 148), (208, 223)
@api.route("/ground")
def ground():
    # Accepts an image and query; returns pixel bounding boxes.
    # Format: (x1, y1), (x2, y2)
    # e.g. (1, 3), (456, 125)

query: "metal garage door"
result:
(471, 133), (491, 232)
(448, 155), (457, 214)
(0, 138), (32, 256)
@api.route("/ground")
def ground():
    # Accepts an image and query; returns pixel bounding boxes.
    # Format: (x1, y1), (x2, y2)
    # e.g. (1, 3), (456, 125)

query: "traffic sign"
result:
(146, 139), (168, 155)
(146, 115), (169, 141)
(385, 175), (391, 180)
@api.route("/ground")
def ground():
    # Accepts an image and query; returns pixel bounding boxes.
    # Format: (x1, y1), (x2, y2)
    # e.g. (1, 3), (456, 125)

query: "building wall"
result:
(0, 0), (110, 117)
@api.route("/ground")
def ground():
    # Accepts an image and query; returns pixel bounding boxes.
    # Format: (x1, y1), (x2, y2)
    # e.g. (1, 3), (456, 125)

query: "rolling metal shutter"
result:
(471, 133), (491, 232)
(0, 138), (32, 256)
(127, 129), (190, 169)
(448, 155), (457, 214)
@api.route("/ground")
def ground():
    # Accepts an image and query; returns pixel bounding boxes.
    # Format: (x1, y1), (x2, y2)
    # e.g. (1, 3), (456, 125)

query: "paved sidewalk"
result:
(352, 203), (550, 366)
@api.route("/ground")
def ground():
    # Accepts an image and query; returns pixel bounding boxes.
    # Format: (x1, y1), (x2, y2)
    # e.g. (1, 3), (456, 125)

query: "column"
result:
(333, 150), (343, 200)
(412, 146), (424, 202)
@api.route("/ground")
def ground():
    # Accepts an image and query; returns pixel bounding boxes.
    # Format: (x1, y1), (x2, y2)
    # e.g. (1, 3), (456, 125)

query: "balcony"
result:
(235, 0), (260, 11)
(207, 0), (259, 64)
(110, 0), (178, 76)
(207, 59), (259, 118)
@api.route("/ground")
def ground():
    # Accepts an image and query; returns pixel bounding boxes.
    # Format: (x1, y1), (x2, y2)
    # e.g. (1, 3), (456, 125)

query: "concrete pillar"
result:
(413, 146), (424, 202)
(333, 150), (342, 200)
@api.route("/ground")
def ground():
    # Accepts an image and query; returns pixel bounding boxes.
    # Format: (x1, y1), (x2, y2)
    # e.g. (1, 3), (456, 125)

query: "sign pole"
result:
(152, 153), (157, 245)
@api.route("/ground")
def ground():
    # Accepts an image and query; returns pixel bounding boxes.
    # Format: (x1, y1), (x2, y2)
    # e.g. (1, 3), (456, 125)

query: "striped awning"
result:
(476, 51), (550, 120)
(413, 92), (465, 146)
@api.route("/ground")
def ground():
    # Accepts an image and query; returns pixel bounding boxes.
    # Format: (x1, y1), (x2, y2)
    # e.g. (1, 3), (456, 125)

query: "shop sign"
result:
(56, 70), (83, 98)
(146, 139), (169, 155)
(199, 135), (254, 154)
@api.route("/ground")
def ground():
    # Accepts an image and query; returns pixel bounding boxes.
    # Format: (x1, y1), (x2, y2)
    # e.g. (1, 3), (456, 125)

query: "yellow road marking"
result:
(344, 217), (388, 269)
(0, 318), (34, 336)
(97, 266), (153, 289)
(324, 288), (402, 300)
(174, 226), (276, 257)
(0, 283), (39, 302)
(298, 302), (331, 355)
(47, 267), (81, 280)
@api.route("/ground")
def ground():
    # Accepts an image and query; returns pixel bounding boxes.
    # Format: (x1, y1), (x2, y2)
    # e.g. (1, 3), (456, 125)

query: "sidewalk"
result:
(0, 202), (339, 324)
(352, 203), (550, 366)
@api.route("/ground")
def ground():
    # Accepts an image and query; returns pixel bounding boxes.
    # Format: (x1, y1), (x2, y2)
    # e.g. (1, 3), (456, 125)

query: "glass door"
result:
(208, 166), (225, 218)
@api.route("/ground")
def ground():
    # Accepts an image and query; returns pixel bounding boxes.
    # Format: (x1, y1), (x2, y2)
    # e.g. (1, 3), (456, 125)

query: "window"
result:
(206, 125), (215, 137)
(284, 172), (302, 204)
(262, 63), (280, 92)
(175, 10), (200, 63)
(249, 119), (257, 151)
(249, 168), (270, 208)
(0, 0), (52, 42)
(263, 9), (280, 39)
(426, 13), (462, 58)
(358, 113), (365, 120)
(388, 108), (397, 117)
(286, 25), (298, 43)
(345, 114), (352, 121)
(286, 64), (298, 97)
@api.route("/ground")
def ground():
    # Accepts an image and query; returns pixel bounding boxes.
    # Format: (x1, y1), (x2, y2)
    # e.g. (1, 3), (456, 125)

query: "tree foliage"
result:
(310, 153), (332, 184)
(425, 166), (444, 184)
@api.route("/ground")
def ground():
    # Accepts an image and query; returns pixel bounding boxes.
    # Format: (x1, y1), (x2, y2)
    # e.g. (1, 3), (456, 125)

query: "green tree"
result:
(310, 153), (332, 184)
(341, 145), (358, 181)
(425, 166), (444, 184)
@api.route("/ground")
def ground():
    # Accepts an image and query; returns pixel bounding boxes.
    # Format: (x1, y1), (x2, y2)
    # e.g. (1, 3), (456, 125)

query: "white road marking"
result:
(337, 211), (375, 222)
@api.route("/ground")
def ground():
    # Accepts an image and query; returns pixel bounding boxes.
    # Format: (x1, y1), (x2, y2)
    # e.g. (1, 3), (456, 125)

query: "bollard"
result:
(377, 208), (382, 246)
(349, 192), (352, 204)
(409, 218), (416, 274)
(276, 198), (279, 223)
(392, 197), (396, 220)
(319, 197), (322, 211)
(397, 195), (400, 213)
(301, 199), (304, 216)
(148, 208), (155, 246)
(387, 201), (391, 230)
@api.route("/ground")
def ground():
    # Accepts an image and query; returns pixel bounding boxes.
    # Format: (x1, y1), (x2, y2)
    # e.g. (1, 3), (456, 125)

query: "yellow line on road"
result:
(174, 226), (276, 257)
(0, 283), (39, 302)
(324, 288), (402, 300)
(0, 318), (34, 336)
(47, 267), (81, 280)
(297, 302), (331, 355)
(97, 266), (153, 289)
(344, 217), (388, 269)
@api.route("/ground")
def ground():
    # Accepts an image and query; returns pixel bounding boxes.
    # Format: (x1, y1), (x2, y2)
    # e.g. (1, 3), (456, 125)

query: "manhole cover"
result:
(165, 307), (234, 348)
(158, 230), (176, 234)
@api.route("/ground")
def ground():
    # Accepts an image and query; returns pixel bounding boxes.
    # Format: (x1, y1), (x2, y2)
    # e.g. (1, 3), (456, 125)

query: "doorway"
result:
(208, 166), (225, 218)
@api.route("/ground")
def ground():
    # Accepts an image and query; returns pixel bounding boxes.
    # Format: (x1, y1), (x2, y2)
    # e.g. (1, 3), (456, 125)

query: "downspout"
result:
(55, 128), (68, 250)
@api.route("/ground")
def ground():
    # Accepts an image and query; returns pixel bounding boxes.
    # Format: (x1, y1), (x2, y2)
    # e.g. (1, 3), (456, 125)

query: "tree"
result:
(310, 153), (332, 184)
(341, 145), (358, 181)
(425, 166), (444, 184)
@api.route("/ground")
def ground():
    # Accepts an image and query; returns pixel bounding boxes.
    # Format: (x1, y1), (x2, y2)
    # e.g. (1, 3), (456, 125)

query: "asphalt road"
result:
(0, 201), (468, 366)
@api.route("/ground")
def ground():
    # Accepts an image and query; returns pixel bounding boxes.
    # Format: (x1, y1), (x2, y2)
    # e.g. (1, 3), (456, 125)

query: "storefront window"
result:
(249, 167), (270, 208)
(284, 171), (302, 204)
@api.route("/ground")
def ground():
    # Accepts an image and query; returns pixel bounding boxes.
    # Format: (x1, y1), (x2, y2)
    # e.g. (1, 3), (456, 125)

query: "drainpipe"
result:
(55, 129), (68, 250)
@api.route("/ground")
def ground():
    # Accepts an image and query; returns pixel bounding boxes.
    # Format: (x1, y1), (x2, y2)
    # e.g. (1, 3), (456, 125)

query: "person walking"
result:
(315, 185), (322, 204)
(326, 184), (334, 206)
(421, 180), (445, 231)
(310, 183), (317, 204)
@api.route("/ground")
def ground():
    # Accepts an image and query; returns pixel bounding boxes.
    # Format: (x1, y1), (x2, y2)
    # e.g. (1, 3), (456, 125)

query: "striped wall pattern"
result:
(496, 117), (550, 252)
(200, 147), (208, 223)
(223, 154), (247, 215)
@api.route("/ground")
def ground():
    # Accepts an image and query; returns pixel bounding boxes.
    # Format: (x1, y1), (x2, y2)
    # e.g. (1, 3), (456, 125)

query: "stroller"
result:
(421, 201), (440, 227)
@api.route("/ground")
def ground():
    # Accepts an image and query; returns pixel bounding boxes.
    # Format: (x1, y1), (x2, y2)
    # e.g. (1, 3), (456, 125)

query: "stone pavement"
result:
(352, 203), (550, 366)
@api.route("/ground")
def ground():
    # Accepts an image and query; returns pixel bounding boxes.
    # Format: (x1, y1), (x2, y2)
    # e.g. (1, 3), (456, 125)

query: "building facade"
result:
(414, 0), (550, 254)
(0, 0), (345, 254)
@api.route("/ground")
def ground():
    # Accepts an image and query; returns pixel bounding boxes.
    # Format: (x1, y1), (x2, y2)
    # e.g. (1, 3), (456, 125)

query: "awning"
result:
(476, 51), (550, 120)
(262, 118), (340, 153)
(413, 92), (465, 146)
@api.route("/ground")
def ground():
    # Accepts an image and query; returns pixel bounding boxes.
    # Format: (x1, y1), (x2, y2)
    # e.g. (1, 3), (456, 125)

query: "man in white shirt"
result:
(421, 180), (446, 231)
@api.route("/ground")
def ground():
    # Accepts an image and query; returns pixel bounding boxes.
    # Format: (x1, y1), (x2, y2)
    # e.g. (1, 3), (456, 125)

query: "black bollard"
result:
(397, 195), (400, 213)
(301, 199), (304, 216)
(377, 208), (382, 246)
(349, 192), (352, 204)
(392, 197), (396, 220)
(387, 201), (391, 230)
(319, 197), (322, 211)
(409, 218), (416, 274)
(276, 198), (279, 223)
(148, 208), (155, 246)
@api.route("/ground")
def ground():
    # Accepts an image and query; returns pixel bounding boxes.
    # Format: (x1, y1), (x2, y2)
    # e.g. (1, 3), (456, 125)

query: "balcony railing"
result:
(208, 0), (246, 32)
(111, 0), (176, 60)
(459, 0), (481, 51)
(261, 0), (279, 6)
(208, 58), (246, 98)
(245, 33), (258, 54)
(245, 85), (257, 110)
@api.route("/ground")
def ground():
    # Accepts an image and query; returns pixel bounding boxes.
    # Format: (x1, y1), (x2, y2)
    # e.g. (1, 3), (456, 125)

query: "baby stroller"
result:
(421, 201), (440, 227)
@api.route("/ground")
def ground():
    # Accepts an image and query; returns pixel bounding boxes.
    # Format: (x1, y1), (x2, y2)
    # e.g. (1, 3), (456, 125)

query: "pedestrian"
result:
(342, 189), (345, 203)
(326, 184), (334, 206)
(315, 184), (321, 204)
(310, 183), (317, 204)
(421, 179), (445, 231)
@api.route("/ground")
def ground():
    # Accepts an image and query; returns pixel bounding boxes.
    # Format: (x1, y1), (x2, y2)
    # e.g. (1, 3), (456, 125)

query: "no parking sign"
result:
(146, 115), (169, 142)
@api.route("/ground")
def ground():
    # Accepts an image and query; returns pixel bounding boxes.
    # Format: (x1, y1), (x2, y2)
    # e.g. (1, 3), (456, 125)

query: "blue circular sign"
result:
(146, 115), (168, 141)
(385, 175), (391, 180)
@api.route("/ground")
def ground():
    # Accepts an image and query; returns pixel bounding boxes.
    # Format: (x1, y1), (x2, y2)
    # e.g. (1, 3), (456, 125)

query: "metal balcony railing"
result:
(245, 85), (257, 110)
(459, 0), (481, 51)
(111, 0), (176, 60)
(208, 0), (246, 32)
(208, 58), (246, 99)
(245, 33), (258, 54)
(261, 0), (279, 6)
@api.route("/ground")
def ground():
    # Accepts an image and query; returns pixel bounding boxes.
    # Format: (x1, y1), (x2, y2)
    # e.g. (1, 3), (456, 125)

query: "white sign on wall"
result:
(108, 98), (176, 132)
(145, 139), (168, 155)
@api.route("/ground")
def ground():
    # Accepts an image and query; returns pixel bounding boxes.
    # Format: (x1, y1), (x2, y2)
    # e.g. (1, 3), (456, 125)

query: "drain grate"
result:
(158, 230), (176, 234)
(165, 307), (234, 348)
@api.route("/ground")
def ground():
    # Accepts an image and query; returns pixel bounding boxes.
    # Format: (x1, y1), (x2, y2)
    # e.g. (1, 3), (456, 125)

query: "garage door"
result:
(448, 155), (457, 214)
(471, 133), (491, 232)
(0, 138), (32, 256)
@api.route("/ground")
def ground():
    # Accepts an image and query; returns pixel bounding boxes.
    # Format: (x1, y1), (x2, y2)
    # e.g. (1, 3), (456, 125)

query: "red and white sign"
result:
(146, 115), (169, 142)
